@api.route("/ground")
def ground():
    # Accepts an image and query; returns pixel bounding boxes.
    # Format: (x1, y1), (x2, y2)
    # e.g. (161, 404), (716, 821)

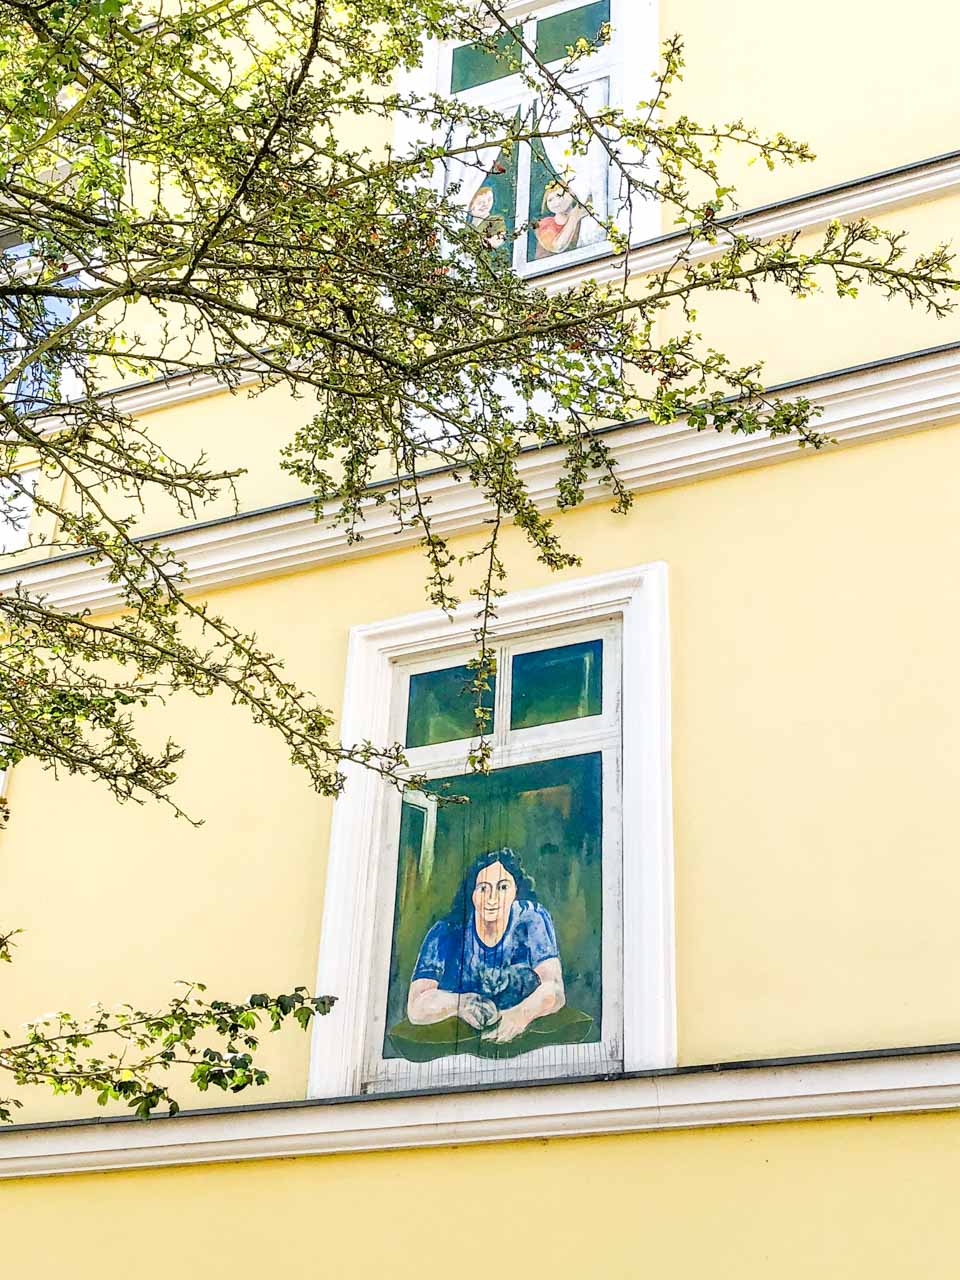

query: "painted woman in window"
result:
(533, 181), (588, 259)
(390, 847), (590, 1059)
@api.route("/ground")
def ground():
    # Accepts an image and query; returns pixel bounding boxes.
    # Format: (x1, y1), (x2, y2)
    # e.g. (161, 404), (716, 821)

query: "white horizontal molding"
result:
(3, 1050), (960, 1179)
(103, 366), (261, 418)
(551, 151), (960, 290)
(6, 344), (960, 614)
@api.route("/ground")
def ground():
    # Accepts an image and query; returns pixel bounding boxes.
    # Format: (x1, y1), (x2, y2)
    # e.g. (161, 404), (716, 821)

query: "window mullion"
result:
(493, 639), (511, 750)
(512, 96), (535, 274)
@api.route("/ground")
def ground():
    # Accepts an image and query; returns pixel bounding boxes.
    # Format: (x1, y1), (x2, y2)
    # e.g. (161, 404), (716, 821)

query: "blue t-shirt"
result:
(412, 899), (559, 1010)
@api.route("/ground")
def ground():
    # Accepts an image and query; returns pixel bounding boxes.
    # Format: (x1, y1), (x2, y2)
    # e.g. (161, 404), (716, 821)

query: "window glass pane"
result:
(451, 29), (522, 93)
(0, 469), (37, 555)
(2, 271), (79, 411)
(405, 664), (496, 748)
(526, 78), (609, 263)
(384, 752), (603, 1063)
(511, 638), (602, 729)
(535, 0), (610, 65)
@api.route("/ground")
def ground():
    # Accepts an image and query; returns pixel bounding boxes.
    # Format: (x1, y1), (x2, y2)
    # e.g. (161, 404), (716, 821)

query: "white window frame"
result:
(2, 239), (85, 410)
(309, 563), (675, 1099)
(394, 0), (660, 279)
(362, 617), (622, 1093)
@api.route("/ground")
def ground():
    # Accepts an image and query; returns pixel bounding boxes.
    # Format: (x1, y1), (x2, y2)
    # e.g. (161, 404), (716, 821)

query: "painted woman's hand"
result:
(481, 1005), (530, 1043)
(458, 993), (499, 1030)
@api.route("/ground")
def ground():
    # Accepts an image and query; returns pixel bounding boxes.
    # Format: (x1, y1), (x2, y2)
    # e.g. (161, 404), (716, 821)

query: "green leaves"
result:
(0, 929), (20, 962)
(0, 0), (952, 823)
(0, 976), (336, 1121)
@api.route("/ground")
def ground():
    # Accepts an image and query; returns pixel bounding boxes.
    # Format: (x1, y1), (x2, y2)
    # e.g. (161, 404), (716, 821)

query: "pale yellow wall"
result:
(46, 380), (314, 541)
(5, 415), (960, 1123)
(5, 1110), (960, 1278)
(655, 190), (960, 387)
(660, 0), (960, 209)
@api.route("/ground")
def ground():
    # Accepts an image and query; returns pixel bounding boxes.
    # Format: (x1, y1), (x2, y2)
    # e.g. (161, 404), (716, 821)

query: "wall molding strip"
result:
(7, 343), (960, 614)
(552, 148), (960, 290)
(3, 1048), (960, 1179)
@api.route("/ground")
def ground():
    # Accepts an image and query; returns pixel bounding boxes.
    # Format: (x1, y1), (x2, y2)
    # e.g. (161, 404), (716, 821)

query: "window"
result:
(397, 0), (657, 277)
(1, 236), (81, 414)
(310, 565), (674, 1099)
(368, 623), (621, 1092)
(0, 467), (39, 556)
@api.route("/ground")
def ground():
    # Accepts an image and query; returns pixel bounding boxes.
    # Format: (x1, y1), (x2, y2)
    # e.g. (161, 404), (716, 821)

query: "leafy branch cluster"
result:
(0, 0), (954, 803)
(0, 930), (333, 1120)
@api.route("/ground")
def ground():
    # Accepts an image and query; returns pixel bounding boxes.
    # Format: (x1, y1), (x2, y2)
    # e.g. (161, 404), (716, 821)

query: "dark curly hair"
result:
(444, 847), (536, 926)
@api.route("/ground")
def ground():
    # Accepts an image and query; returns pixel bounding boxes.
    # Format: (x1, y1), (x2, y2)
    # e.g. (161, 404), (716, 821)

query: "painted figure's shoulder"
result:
(516, 901), (559, 958)
(517, 899), (554, 926)
(424, 915), (456, 941)
(415, 915), (458, 969)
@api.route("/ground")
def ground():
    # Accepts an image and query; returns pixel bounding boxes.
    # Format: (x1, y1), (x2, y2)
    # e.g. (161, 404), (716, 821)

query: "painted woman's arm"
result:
(408, 980), (499, 1029)
(551, 206), (587, 253)
(482, 958), (565, 1044)
(407, 978), (461, 1024)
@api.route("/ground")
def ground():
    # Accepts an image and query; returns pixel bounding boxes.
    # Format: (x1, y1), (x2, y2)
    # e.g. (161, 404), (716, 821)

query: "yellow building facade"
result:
(4, 0), (960, 1274)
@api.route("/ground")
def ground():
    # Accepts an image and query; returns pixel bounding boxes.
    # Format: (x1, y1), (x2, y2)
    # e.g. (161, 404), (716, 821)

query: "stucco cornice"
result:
(6, 343), (960, 613)
(3, 1047), (960, 1179)
(550, 148), (960, 290)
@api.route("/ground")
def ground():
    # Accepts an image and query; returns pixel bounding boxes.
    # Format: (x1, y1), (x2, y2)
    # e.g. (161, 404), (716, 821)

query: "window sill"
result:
(3, 1047), (960, 1180)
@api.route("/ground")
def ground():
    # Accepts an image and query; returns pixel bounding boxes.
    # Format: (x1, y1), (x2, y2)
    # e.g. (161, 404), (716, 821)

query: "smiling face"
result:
(472, 860), (517, 943)
(545, 184), (575, 217)
(470, 187), (494, 220)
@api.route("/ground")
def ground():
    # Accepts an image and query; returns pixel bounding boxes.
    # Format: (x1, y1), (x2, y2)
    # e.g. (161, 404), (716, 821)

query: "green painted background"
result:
(450, 28), (521, 93)
(535, 0), (609, 64)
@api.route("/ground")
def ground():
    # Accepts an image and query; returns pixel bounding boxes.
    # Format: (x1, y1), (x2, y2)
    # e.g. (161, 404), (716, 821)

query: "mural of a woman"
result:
(406, 848), (565, 1045)
(385, 754), (602, 1064)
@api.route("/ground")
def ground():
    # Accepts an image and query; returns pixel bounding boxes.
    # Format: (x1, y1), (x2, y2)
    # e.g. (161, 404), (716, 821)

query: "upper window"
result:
(1, 236), (81, 414)
(310, 565), (675, 1101)
(404, 0), (658, 278)
(0, 467), (39, 556)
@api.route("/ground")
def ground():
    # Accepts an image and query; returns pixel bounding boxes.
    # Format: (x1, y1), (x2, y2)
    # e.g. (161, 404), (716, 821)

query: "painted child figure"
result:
(533, 181), (588, 258)
(467, 185), (508, 251)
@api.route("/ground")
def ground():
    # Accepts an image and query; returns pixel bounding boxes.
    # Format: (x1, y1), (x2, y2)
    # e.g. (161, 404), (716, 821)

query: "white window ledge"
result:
(2, 1049), (960, 1179)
